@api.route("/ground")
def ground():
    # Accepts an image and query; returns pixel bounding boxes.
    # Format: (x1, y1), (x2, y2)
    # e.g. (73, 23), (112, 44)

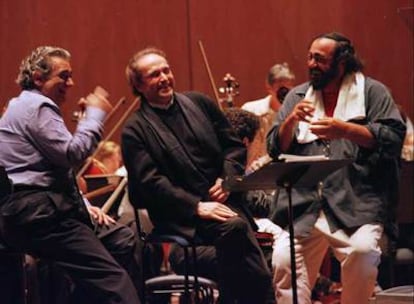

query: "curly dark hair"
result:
(224, 108), (260, 143)
(312, 32), (364, 75)
(16, 46), (71, 90)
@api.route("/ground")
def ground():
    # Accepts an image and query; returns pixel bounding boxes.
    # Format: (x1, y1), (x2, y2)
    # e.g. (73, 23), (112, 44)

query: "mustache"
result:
(309, 68), (323, 76)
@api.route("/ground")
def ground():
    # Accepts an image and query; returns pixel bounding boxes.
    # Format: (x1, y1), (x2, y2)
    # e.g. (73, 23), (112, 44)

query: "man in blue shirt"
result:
(0, 46), (141, 304)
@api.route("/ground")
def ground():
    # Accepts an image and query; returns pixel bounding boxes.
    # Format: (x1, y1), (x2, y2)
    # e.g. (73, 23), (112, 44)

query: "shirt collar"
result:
(148, 96), (174, 110)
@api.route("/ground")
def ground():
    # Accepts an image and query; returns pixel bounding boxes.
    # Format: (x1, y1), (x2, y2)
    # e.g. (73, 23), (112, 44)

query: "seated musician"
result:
(80, 141), (125, 214)
(267, 32), (406, 304)
(0, 46), (141, 304)
(122, 47), (273, 304)
(84, 140), (123, 175)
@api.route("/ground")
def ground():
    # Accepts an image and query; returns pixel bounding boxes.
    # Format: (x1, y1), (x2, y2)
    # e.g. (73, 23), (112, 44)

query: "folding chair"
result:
(133, 208), (217, 304)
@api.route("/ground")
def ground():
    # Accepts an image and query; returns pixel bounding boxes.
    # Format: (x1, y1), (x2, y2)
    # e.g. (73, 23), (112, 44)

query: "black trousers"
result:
(186, 214), (273, 304)
(0, 190), (141, 304)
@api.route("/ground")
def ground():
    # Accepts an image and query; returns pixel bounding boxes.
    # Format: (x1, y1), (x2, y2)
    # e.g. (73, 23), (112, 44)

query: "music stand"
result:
(224, 158), (352, 304)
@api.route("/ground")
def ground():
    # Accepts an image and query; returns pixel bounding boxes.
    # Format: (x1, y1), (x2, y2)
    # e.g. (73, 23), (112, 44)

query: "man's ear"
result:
(131, 78), (142, 96)
(32, 71), (45, 88)
(265, 83), (273, 95)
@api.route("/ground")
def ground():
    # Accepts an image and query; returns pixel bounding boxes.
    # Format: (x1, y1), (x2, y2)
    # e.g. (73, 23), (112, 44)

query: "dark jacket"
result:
(267, 77), (406, 239)
(122, 92), (249, 238)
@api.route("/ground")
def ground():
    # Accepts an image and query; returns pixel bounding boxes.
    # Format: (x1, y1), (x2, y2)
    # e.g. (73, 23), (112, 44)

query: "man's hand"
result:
(310, 117), (376, 148)
(246, 154), (272, 173)
(197, 202), (238, 222)
(288, 99), (315, 124)
(309, 117), (347, 140)
(87, 205), (116, 226)
(208, 178), (229, 203)
(278, 99), (315, 152)
(85, 93), (113, 114)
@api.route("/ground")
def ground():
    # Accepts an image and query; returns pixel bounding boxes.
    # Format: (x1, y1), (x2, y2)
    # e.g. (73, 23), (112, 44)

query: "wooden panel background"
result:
(0, 0), (413, 142)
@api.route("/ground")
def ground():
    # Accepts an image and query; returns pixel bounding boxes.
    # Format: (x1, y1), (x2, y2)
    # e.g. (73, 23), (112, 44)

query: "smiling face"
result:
(134, 53), (175, 105)
(307, 37), (342, 90)
(35, 56), (74, 105)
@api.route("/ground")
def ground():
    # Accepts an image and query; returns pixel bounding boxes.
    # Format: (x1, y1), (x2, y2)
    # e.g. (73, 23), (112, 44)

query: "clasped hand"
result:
(309, 117), (347, 140)
(292, 100), (346, 140)
(197, 178), (237, 222)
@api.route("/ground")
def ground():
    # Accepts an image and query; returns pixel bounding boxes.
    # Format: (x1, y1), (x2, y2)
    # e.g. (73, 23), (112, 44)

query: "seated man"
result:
(169, 108), (284, 281)
(0, 46), (140, 304)
(267, 32), (406, 304)
(122, 47), (273, 304)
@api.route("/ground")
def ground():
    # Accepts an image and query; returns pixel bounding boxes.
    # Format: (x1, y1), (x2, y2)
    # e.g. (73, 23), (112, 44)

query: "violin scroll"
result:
(218, 73), (240, 108)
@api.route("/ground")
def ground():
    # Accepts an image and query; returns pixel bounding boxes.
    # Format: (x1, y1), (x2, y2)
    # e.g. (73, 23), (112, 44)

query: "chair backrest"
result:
(0, 166), (13, 198)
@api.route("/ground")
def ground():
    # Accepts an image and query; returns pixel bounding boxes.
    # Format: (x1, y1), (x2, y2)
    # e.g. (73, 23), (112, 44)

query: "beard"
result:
(309, 62), (339, 90)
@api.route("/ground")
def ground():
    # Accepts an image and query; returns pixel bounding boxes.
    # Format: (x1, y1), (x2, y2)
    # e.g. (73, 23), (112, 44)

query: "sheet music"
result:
(224, 158), (352, 191)
(278, 154), (329, 162)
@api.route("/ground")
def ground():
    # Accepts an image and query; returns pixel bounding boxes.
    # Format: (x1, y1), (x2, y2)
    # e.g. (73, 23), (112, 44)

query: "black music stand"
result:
(224, 158), (352, 304)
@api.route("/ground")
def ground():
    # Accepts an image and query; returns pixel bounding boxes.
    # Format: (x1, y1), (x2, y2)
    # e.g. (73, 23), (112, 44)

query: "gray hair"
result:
(16, 46), (71, 90)
(267, 62), (295, 86)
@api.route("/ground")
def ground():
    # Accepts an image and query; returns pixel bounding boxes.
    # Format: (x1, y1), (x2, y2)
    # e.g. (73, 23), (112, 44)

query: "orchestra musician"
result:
(122, 47), (273, 304)
(242, 63), (295, 166)
(0, 46), (141, 304)
(94, 141), (123, 174)
(79, 141), (122, 203)
(82, 140), (123, 176)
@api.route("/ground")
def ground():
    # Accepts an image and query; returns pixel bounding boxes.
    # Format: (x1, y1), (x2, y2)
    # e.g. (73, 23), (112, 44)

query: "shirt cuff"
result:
(85, 107), (106, 123)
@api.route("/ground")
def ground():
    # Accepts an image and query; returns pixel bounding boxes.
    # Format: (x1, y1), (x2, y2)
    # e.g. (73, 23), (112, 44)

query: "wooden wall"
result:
(1, 0), (412, 142)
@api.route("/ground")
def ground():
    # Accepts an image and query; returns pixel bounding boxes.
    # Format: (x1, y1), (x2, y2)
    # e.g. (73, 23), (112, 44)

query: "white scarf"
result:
(297, 72), (366, 143)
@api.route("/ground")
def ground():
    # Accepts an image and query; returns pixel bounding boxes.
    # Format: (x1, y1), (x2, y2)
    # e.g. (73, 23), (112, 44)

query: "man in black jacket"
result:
(122, 47), (273, 303)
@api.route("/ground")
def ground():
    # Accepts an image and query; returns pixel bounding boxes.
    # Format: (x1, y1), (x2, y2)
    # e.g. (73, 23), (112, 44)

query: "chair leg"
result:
(20, 254), (28, 304)
(182, 246), (191, 303)
(191, 245), (200, 304)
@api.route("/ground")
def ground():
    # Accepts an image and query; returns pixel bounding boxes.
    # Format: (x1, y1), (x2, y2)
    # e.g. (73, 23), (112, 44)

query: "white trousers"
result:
(271, 211), (383, 304)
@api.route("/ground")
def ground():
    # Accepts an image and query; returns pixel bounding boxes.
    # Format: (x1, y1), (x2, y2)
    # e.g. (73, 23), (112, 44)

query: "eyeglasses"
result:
(307, 53), (332, 65)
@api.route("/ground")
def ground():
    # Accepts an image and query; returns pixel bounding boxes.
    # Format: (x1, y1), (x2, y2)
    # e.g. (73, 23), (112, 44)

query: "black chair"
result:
(133, 208), (217, 304)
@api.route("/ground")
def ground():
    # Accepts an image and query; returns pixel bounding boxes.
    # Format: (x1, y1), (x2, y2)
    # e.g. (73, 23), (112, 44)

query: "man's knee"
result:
(347, 245), (381, 267)
(225, 216), (249, 234)
(109, 225), (137, 255)
(272, 242), (291, 271)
